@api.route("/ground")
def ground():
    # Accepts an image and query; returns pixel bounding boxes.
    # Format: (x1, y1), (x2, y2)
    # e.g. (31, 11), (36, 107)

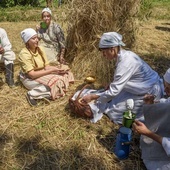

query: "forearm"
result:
(81, 93), (100, 103)
(144, 130), (163, 144)
(91, 94), (100, 100)
(28, 68), (52, 79)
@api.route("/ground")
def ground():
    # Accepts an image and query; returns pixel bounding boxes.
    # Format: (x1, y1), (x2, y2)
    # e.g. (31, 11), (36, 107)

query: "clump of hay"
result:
(66, 0), (140, 84)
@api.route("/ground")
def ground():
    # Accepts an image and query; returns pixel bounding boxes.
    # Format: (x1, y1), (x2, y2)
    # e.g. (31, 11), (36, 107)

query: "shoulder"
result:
(51, 21), (59, 26)
(20, 47), (29, 54)
(120, 49), (138, 57)
(38, 45), (44, 50)
(120, 49), (141, 62)
(19, 48), (31, 59)
(118, 49), (142, 68)
(0, 28), (7, 34)
(51, 21), (62, 30)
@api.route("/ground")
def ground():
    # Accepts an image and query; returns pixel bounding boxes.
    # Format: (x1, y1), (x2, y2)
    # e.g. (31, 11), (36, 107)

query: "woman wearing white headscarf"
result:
(19, 28), (74, 106)
(36, 7), (66, 64)
(81, 32), (164, 124)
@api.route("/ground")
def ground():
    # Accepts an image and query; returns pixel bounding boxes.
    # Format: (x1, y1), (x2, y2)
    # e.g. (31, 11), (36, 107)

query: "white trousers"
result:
(20, 73), (51, 99)
(0, 50), (15, 65)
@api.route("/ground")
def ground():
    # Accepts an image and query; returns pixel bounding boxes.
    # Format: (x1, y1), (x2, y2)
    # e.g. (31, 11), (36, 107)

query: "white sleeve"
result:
(1, 29), (12, 51)
(159, 97), (170, 103)
(162, 137), (170, 157)
(98, 61), (138, 103)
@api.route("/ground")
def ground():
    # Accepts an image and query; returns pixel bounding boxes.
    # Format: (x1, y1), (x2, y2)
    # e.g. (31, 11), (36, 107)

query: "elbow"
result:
(27, 72), (37, 80)
(28, 74), (37, 80)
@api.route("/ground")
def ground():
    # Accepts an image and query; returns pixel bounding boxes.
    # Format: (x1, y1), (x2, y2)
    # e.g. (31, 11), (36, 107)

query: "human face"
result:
(164, 80), (170, 97)
(27, 35), (39, 51)
(42, 12), (51, 25)
(100, 47), (118, 60)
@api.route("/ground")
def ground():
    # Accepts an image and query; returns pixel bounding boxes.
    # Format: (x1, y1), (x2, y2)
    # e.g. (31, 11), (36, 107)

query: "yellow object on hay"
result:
(85, 76), (96, 83)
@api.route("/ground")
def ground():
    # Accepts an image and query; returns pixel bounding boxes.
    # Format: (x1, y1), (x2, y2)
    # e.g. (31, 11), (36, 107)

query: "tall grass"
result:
(151, 0), (170, 19)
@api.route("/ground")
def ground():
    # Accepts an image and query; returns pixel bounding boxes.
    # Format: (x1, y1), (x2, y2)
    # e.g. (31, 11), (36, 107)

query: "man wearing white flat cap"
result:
(81, 32), (164, 124)
(132, 68), (170, 170)
(0, 27), (16, 87)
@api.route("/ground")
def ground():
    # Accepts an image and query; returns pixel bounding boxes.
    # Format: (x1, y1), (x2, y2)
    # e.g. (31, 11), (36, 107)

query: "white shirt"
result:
(0, 28), (13, 51)
(162, 137), (170, 157)
(0, 27), (15, 62)
(144, 139), (170, 170)
(98, 49), (160, 103)
(160, 97), (170, 103)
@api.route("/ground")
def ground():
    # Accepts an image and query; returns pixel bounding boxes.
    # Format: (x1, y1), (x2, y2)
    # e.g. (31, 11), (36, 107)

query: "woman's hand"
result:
(28, 65), (66, 79)
(80, 94), (99, 103)
(36, 24), (40, 32)
(143, 94), (155, 104)
(0, 47), (4, 54)
(45, 65), (66, 74)
(132, 120), (163, 144)
(132, 120), (151, 135)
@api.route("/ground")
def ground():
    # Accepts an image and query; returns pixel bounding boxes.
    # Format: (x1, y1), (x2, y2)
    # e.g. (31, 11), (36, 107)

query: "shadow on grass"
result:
(15, 136), (108, 170)
(96, 129), (147, 170)
(155, 26), (170, 32)
(0, 133), (11, 166)
(141, 54), (170, 77)
(161, 23), (170, 26)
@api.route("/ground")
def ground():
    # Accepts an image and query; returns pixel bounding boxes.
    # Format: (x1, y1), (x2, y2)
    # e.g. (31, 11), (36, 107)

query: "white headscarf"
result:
(99, 32), (125, 49)
(42, 7), (52, 15)
(164, 68), (170, 84)
(21, 28), (37, 43)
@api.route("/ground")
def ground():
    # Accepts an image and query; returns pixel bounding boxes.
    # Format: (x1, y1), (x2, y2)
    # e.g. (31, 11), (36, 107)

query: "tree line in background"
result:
(0, 0), (66, 7)
(0, 0), (40, 7)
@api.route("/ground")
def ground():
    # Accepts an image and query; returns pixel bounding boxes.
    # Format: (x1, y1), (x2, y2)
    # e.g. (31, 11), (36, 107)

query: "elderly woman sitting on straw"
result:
(36, 7), (66, 64)
(80, 32), (164, 123)
(18, 28), (74, 106)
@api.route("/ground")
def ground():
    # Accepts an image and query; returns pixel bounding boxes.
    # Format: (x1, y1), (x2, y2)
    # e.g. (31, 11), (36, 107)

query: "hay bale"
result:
(65, 0), (140, 83)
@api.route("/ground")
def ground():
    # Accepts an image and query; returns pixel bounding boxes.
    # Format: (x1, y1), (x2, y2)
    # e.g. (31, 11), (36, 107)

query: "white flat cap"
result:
(99, 32), (125, 49)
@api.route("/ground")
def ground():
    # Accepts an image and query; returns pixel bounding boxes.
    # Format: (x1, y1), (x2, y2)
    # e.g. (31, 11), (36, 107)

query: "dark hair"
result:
(99, 46), (120, 52)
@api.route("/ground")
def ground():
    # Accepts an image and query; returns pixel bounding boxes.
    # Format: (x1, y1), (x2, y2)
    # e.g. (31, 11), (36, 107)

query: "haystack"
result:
(66, 0), (140, 84)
